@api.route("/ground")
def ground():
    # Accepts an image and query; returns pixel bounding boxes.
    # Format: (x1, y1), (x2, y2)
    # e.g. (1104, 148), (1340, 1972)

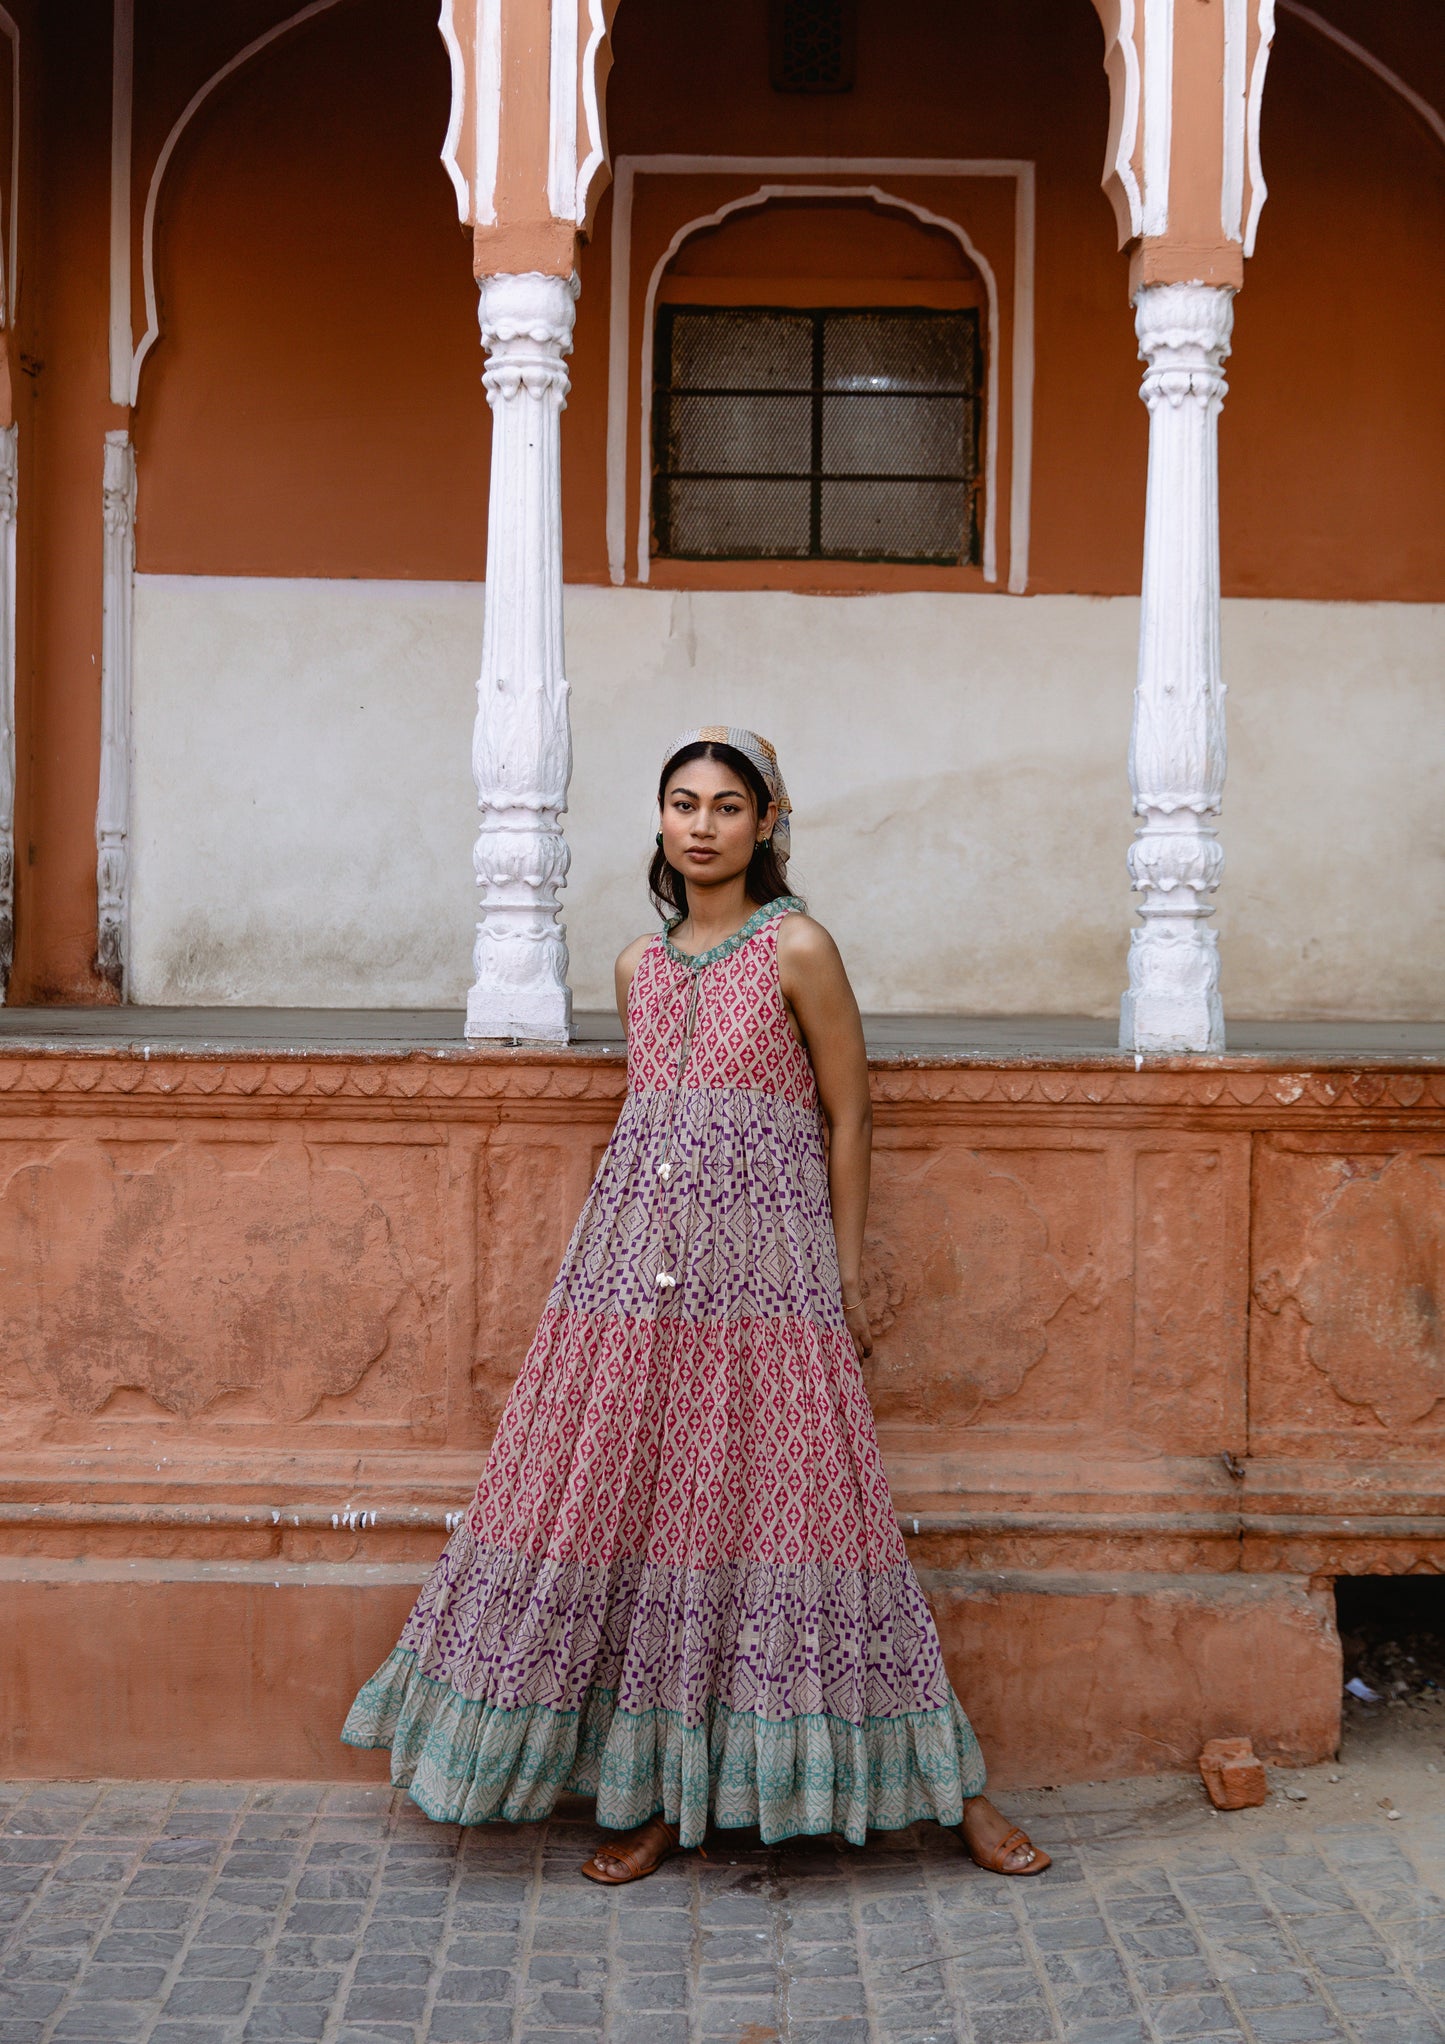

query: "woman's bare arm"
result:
(614, 935), (653, 1035)
(777, 915), (873, 1359)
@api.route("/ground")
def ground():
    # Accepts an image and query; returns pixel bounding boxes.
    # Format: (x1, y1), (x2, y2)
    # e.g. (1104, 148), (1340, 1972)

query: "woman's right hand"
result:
(843, 1297), (873, 1361)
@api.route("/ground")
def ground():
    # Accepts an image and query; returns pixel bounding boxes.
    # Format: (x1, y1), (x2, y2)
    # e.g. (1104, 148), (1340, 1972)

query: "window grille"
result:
(651, 306), (982, 567)
(769, 0), (856, 93)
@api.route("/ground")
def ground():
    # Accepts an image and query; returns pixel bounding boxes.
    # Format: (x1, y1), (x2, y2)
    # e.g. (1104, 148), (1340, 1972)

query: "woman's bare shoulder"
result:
(775, 911), (843, 968)
(616, 932), (656, 977)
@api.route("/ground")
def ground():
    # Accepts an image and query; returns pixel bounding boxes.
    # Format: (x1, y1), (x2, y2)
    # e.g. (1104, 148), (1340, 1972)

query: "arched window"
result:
(649, 198), (985, 569)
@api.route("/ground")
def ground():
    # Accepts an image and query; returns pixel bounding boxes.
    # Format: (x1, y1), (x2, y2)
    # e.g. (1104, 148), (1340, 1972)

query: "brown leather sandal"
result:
(966, 1823), (1051, 1876)
(580, 1816), (681, 1886)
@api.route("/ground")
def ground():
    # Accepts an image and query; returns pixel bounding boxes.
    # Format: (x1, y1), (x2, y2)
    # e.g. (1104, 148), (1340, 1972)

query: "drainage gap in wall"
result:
(1336, 1574), (1445, 1715)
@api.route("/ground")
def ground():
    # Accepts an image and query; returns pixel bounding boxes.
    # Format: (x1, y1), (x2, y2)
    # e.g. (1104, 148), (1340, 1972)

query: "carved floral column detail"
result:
(98, 429), (137, 996)
(466, 272), (577, 1043)
(0, 424), (17, 999)
(1121, 283), (1234, 1056)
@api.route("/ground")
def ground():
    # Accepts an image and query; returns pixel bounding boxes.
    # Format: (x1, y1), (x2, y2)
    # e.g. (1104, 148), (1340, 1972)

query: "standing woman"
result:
(344, 727), (1047, 1882)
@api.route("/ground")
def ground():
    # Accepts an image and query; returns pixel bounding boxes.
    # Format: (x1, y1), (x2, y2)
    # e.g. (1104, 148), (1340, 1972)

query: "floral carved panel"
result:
(861, 1140), (1108, 1432)
(1131, 1143), (1248, 1452)
(1251, 1142), (1445, 1446)
(472, 1125), (610, 1434)
(0, 1135), (440, 1430)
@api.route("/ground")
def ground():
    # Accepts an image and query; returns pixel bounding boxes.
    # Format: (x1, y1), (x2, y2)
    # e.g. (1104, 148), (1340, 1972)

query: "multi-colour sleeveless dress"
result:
(343, 896), (985, 1845)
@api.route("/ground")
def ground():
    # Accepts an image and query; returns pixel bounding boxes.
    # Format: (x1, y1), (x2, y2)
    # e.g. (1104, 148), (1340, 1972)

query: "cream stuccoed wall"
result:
(129, 577), (1445, 1019)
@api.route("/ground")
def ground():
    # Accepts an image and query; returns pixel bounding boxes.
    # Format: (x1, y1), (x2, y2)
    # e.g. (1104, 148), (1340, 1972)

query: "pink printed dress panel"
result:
(343, 899), (985, 1845)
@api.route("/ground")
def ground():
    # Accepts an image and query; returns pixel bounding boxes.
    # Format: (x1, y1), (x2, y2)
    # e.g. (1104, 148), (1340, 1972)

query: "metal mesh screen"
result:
(768, 0), (856, 93)
(652, 306), (982, 565)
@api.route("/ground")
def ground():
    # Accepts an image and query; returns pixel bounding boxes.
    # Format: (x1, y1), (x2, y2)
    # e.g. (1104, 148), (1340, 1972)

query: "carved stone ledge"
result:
(0, 1053), (1439, 1116)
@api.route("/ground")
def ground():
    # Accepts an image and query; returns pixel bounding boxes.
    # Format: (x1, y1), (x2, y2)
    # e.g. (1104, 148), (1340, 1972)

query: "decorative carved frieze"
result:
(1121, 283), (1234, 1057)
(98, 431), (137, 995)
(467, 272), (578, 1043)
(0, 1052), (1440, 1115)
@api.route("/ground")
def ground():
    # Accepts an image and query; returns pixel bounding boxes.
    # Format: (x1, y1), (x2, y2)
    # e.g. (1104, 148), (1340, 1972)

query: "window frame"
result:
(649, 302), (984, 570)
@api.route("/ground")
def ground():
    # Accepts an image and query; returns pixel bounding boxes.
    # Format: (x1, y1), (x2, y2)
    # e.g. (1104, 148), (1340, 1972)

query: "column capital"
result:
(1134, 280), (1235, 358)
(1135, 280), (1234, 414)
(477, 270), (578, 353)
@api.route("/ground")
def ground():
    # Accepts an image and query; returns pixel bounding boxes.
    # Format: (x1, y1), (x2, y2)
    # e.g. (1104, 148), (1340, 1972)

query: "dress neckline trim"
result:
(661, 895), (804, 973)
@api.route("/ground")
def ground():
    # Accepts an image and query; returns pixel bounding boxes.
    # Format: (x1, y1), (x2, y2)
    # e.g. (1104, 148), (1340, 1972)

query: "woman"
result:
(344, 726), (1047, 1883)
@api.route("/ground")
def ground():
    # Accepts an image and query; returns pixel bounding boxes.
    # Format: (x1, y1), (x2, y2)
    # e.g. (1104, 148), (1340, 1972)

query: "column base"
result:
(465, 981), (572, 1044)
(1120, 929), (1225, 1055)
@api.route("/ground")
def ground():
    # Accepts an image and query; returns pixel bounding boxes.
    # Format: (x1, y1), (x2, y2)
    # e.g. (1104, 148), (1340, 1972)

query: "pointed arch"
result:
(128, 0), (347, 406)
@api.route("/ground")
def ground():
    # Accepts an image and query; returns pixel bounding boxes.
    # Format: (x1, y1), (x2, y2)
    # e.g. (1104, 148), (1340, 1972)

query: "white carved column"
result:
(98, 428), (136, 995)
(1120, 283), (1234, 1055)
(466, 271), (577, 1042)
(0, 425), (16, 1000)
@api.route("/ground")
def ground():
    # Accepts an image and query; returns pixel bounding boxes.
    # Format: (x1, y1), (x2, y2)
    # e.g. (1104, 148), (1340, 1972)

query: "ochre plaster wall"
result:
(129, 576), (1445, 1020)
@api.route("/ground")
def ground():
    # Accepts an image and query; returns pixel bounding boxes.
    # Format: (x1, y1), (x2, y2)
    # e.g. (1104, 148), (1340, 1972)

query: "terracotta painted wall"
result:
(124, 0), (1445, 600)
(13, 2), (124, 1004)
(131, 0), (487, 582)
(7, 1045), (1444, 1780)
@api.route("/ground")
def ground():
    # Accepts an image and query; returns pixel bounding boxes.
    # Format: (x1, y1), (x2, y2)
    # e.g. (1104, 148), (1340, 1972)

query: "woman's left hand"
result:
(843, 1298), (873, 1361)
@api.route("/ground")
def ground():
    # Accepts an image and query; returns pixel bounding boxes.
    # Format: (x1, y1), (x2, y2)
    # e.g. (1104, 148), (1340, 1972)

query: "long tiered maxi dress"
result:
(343, 896), (986, 1845)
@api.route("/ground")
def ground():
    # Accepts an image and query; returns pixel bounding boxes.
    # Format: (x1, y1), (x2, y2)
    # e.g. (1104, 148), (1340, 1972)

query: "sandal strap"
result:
(981, 1825), (1036, 1871)
(589, 1819), (678, 1882)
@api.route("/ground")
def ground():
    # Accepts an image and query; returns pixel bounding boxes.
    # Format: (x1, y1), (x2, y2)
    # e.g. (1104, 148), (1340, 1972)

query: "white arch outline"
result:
(1242, 0), (1275, 255)
(635, 185), (1001, 588)
(573, 0), (610, 226)
(128, 0), (345, 405)
(1094, 0), (1143, 244)
(1276, 2), (1445, 156)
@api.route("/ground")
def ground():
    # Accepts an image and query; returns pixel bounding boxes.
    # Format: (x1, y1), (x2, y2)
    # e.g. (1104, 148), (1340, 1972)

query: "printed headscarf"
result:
(661, 726), (792, 866)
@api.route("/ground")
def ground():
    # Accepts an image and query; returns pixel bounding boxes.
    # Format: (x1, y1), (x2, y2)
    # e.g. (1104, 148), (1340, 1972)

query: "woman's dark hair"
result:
(649, 740), (793, 921)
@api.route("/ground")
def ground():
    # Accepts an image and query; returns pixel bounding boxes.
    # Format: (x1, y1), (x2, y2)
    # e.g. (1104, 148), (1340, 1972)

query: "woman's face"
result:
(660, 756), (778, 890)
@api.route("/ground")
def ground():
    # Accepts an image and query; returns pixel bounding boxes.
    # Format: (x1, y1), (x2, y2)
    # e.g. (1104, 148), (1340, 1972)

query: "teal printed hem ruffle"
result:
(342, 1646), (986, 1849)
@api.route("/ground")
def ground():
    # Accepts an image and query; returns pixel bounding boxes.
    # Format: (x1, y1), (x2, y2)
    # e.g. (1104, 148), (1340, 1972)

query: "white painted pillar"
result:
(98, 427), (137, 996)
(466, 271), (577, 1043)
(1120, 282), (1234, 1056)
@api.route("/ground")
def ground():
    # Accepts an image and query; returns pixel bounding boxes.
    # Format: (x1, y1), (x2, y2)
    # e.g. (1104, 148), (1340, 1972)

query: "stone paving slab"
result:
(0, 1777), (1442, 2044)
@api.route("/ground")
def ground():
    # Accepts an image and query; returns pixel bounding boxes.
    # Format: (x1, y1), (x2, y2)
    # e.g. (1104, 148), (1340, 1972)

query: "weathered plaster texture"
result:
(130, 577), (1445, 1018)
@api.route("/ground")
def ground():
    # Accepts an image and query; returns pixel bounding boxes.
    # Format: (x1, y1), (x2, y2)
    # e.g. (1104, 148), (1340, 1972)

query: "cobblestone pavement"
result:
(1, 1773), (1443, 2044)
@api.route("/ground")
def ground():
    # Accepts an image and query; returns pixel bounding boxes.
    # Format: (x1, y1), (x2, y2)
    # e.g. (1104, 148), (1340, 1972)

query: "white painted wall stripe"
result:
(547, 0), (578, 222)
(1141, 0), (1174, 237)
